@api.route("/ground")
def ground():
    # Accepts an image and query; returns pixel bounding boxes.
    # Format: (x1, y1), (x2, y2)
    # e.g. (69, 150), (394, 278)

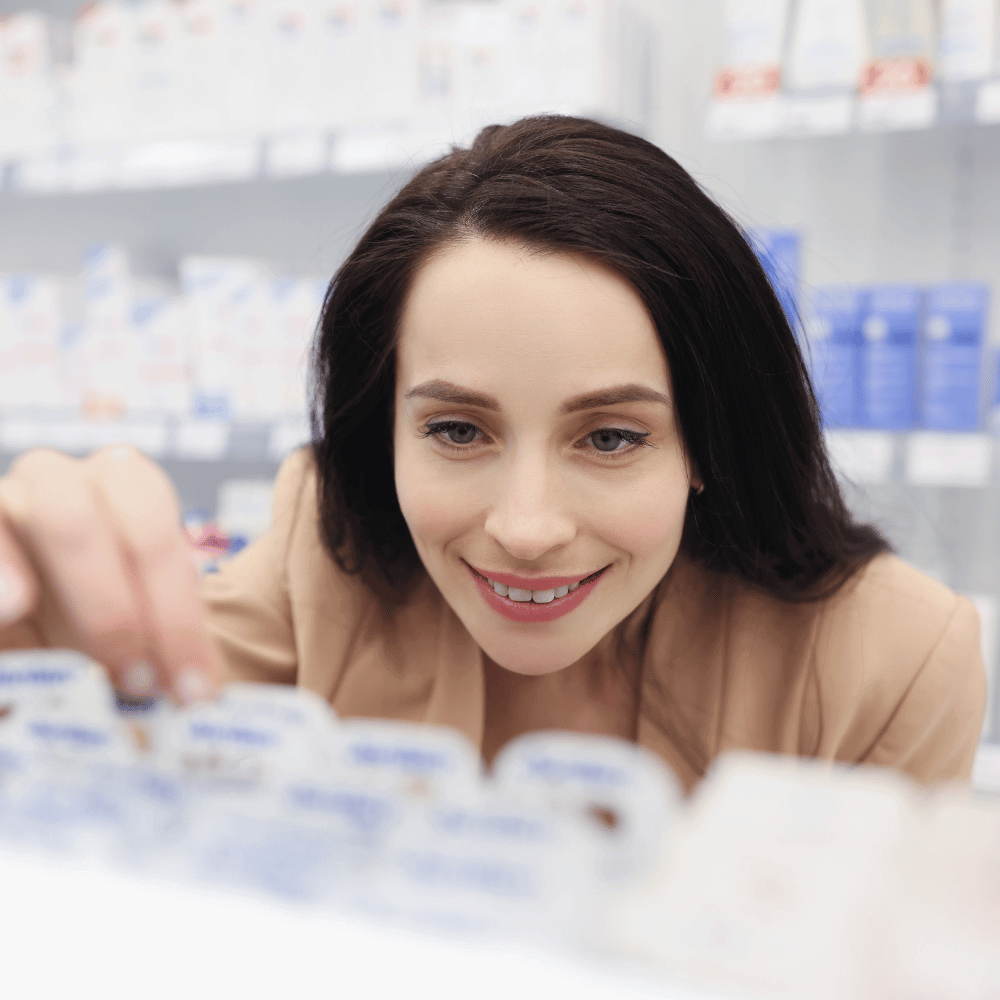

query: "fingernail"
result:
(0, 564), (29, 625)
(175, 666), (214, 705)
(123, 661), (158, 698)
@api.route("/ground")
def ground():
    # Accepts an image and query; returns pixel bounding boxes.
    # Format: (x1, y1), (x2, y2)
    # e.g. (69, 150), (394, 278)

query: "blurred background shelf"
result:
(2, 0), (1000, 749)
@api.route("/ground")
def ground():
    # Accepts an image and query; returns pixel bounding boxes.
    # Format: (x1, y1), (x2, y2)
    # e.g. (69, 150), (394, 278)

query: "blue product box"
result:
(750, 229), (801, 330)
(860, 285), (920, 431)
(920, 284), (990, 432)
(807, 285), (866, 428)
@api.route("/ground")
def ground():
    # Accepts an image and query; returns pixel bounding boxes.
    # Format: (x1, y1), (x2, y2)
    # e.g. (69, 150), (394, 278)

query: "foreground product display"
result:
(0, 649), (998, 1000)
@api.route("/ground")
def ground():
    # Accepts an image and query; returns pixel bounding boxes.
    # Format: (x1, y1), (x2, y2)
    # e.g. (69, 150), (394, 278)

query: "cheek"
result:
(394, 445), (474, 543)
(601, 473), (689, 560)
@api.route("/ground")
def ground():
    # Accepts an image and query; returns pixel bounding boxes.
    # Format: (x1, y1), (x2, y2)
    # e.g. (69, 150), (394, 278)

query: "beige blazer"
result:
(196, 448), (987, 794)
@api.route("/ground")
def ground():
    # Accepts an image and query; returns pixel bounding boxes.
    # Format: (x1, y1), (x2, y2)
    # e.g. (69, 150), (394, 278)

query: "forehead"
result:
(396, 238), (669, 386)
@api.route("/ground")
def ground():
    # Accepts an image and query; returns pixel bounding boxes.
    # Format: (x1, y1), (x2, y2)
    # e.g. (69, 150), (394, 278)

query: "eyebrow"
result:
(404, 379), (671, 414)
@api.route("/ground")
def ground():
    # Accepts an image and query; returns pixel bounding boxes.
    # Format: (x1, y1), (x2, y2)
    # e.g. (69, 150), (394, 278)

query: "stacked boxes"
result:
(806, 283), (992, 432)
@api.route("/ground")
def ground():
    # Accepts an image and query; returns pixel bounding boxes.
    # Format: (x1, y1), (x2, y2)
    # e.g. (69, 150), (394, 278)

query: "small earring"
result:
(694, 484), (704, 496)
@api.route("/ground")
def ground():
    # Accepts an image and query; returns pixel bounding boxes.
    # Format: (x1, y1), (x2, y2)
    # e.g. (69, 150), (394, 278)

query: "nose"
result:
(482, 449), (576, 562)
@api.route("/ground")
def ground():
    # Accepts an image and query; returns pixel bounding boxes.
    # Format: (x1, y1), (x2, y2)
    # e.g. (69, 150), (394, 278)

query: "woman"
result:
(0, 116), (985, 793)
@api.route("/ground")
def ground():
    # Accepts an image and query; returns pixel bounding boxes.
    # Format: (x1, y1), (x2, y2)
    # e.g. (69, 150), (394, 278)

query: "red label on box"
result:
(714, 65), (781, 99)
(860, 58), (932, 95)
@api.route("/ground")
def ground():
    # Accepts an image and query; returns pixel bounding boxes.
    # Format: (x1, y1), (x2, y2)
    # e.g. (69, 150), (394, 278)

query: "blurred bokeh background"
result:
(1, 0), (999, 768)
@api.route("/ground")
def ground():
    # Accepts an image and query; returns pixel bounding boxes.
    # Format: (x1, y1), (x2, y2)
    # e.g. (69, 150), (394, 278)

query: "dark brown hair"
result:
(310, 115), (893, 774)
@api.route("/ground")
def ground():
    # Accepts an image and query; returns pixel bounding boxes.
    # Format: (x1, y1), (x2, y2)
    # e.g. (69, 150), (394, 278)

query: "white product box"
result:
(862, 0), (936, 63)
(271, 276), (325, 416)
(77, 244), (137, 416)
(132, 295), (193, 414)
(937, 0), (997, 81)
(181, 256), (279, 421)
(262, 0), (323, 134)
(66, 1), (136, 148)
(312, 0), (369, 131)
(0, 275), (68, 409)
(174, 0), (227, 139)
(0, 11), (58, 159)
(785, 0), (869, 91)
(722, 0), (791, 68)
(218, 0), (268, 138)
(128, 0), (185, 143)
(504, 0), (557, 119)
(366, 0), (419, 126)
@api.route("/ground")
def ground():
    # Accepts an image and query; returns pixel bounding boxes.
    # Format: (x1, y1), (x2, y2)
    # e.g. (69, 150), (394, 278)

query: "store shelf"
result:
(1, 128), (471, 196)
(0, 411), (311, 464)
(706, 80), (1000, 142)
(824, 430), (997, 488)
(973, 741), (1000, 795)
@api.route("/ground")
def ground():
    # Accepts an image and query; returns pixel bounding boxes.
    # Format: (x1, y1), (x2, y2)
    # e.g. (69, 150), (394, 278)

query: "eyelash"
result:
(419, 420), (652, 460)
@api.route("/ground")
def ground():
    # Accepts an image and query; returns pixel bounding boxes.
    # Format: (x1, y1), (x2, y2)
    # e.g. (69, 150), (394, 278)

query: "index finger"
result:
(86, 445), (223, 704)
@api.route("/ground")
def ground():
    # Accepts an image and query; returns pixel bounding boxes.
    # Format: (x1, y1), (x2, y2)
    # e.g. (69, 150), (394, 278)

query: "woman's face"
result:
(393, 237), (697, 676)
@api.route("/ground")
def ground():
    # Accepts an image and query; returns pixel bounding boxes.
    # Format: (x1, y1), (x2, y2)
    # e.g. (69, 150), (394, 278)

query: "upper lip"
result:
(465, 561), (608, 590)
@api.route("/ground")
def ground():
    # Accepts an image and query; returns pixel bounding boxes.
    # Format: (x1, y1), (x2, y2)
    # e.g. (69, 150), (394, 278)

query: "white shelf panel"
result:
(708, 80), (1000, 141)
(0, 413), (310, 464)
(905, 432), (993, 488)
(824, 430), (895, 485)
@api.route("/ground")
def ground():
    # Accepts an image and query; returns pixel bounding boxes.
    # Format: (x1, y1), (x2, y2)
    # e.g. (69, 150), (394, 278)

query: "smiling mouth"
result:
(469, 565), (609, 589)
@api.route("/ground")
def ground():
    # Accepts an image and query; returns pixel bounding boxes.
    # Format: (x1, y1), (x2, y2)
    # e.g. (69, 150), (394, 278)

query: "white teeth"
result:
(482, 572), (591, 602)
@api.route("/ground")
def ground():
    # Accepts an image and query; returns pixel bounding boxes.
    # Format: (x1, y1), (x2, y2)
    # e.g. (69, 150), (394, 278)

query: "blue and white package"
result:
(860, 285), (921, 431)
(750, 229), (801, 330)
(920, 284), (990, 432)
(156, 682), (340, 791)
(806, 286), (867, 428)
(489, 732), (682, 883)
(380, 795), (602, 946)
(333, 719), (484, 802)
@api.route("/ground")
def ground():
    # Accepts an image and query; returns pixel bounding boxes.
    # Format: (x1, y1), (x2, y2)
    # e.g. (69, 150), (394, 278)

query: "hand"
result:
(0, 445), (222, 704)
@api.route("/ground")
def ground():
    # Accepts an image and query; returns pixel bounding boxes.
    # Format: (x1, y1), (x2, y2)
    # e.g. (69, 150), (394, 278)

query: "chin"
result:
(482, 643), (581, 677)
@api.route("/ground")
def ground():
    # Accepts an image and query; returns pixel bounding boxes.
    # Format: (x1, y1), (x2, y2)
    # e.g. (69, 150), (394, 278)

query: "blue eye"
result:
(589, 427), (646, 452)
(420, 420), (651, 458)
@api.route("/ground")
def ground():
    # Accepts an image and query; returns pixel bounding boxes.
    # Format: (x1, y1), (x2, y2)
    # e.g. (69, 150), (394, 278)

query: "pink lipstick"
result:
(465, 561), (610, 624)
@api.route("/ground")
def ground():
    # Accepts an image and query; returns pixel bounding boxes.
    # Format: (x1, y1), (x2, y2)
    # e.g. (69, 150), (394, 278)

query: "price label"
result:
(975, 80), (1000, 124)
(173, 420), (231, 460)
(782, 96), (854, 136)
(905, 432), (992, 487)
(265, 133), (329, 179)
(825, 430), (895, 484)
(705, 97), (785, 141)
(858, 87), (937, 131)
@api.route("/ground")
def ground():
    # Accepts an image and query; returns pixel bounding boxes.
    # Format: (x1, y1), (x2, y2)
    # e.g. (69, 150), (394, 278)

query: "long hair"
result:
(310, 114), (893, 775)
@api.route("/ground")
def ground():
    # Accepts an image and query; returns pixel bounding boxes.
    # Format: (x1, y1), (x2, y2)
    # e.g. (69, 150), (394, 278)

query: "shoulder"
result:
(653, 551), (986, 785)
(271, 445), (317, 527)
(806, 554), (986, 781)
